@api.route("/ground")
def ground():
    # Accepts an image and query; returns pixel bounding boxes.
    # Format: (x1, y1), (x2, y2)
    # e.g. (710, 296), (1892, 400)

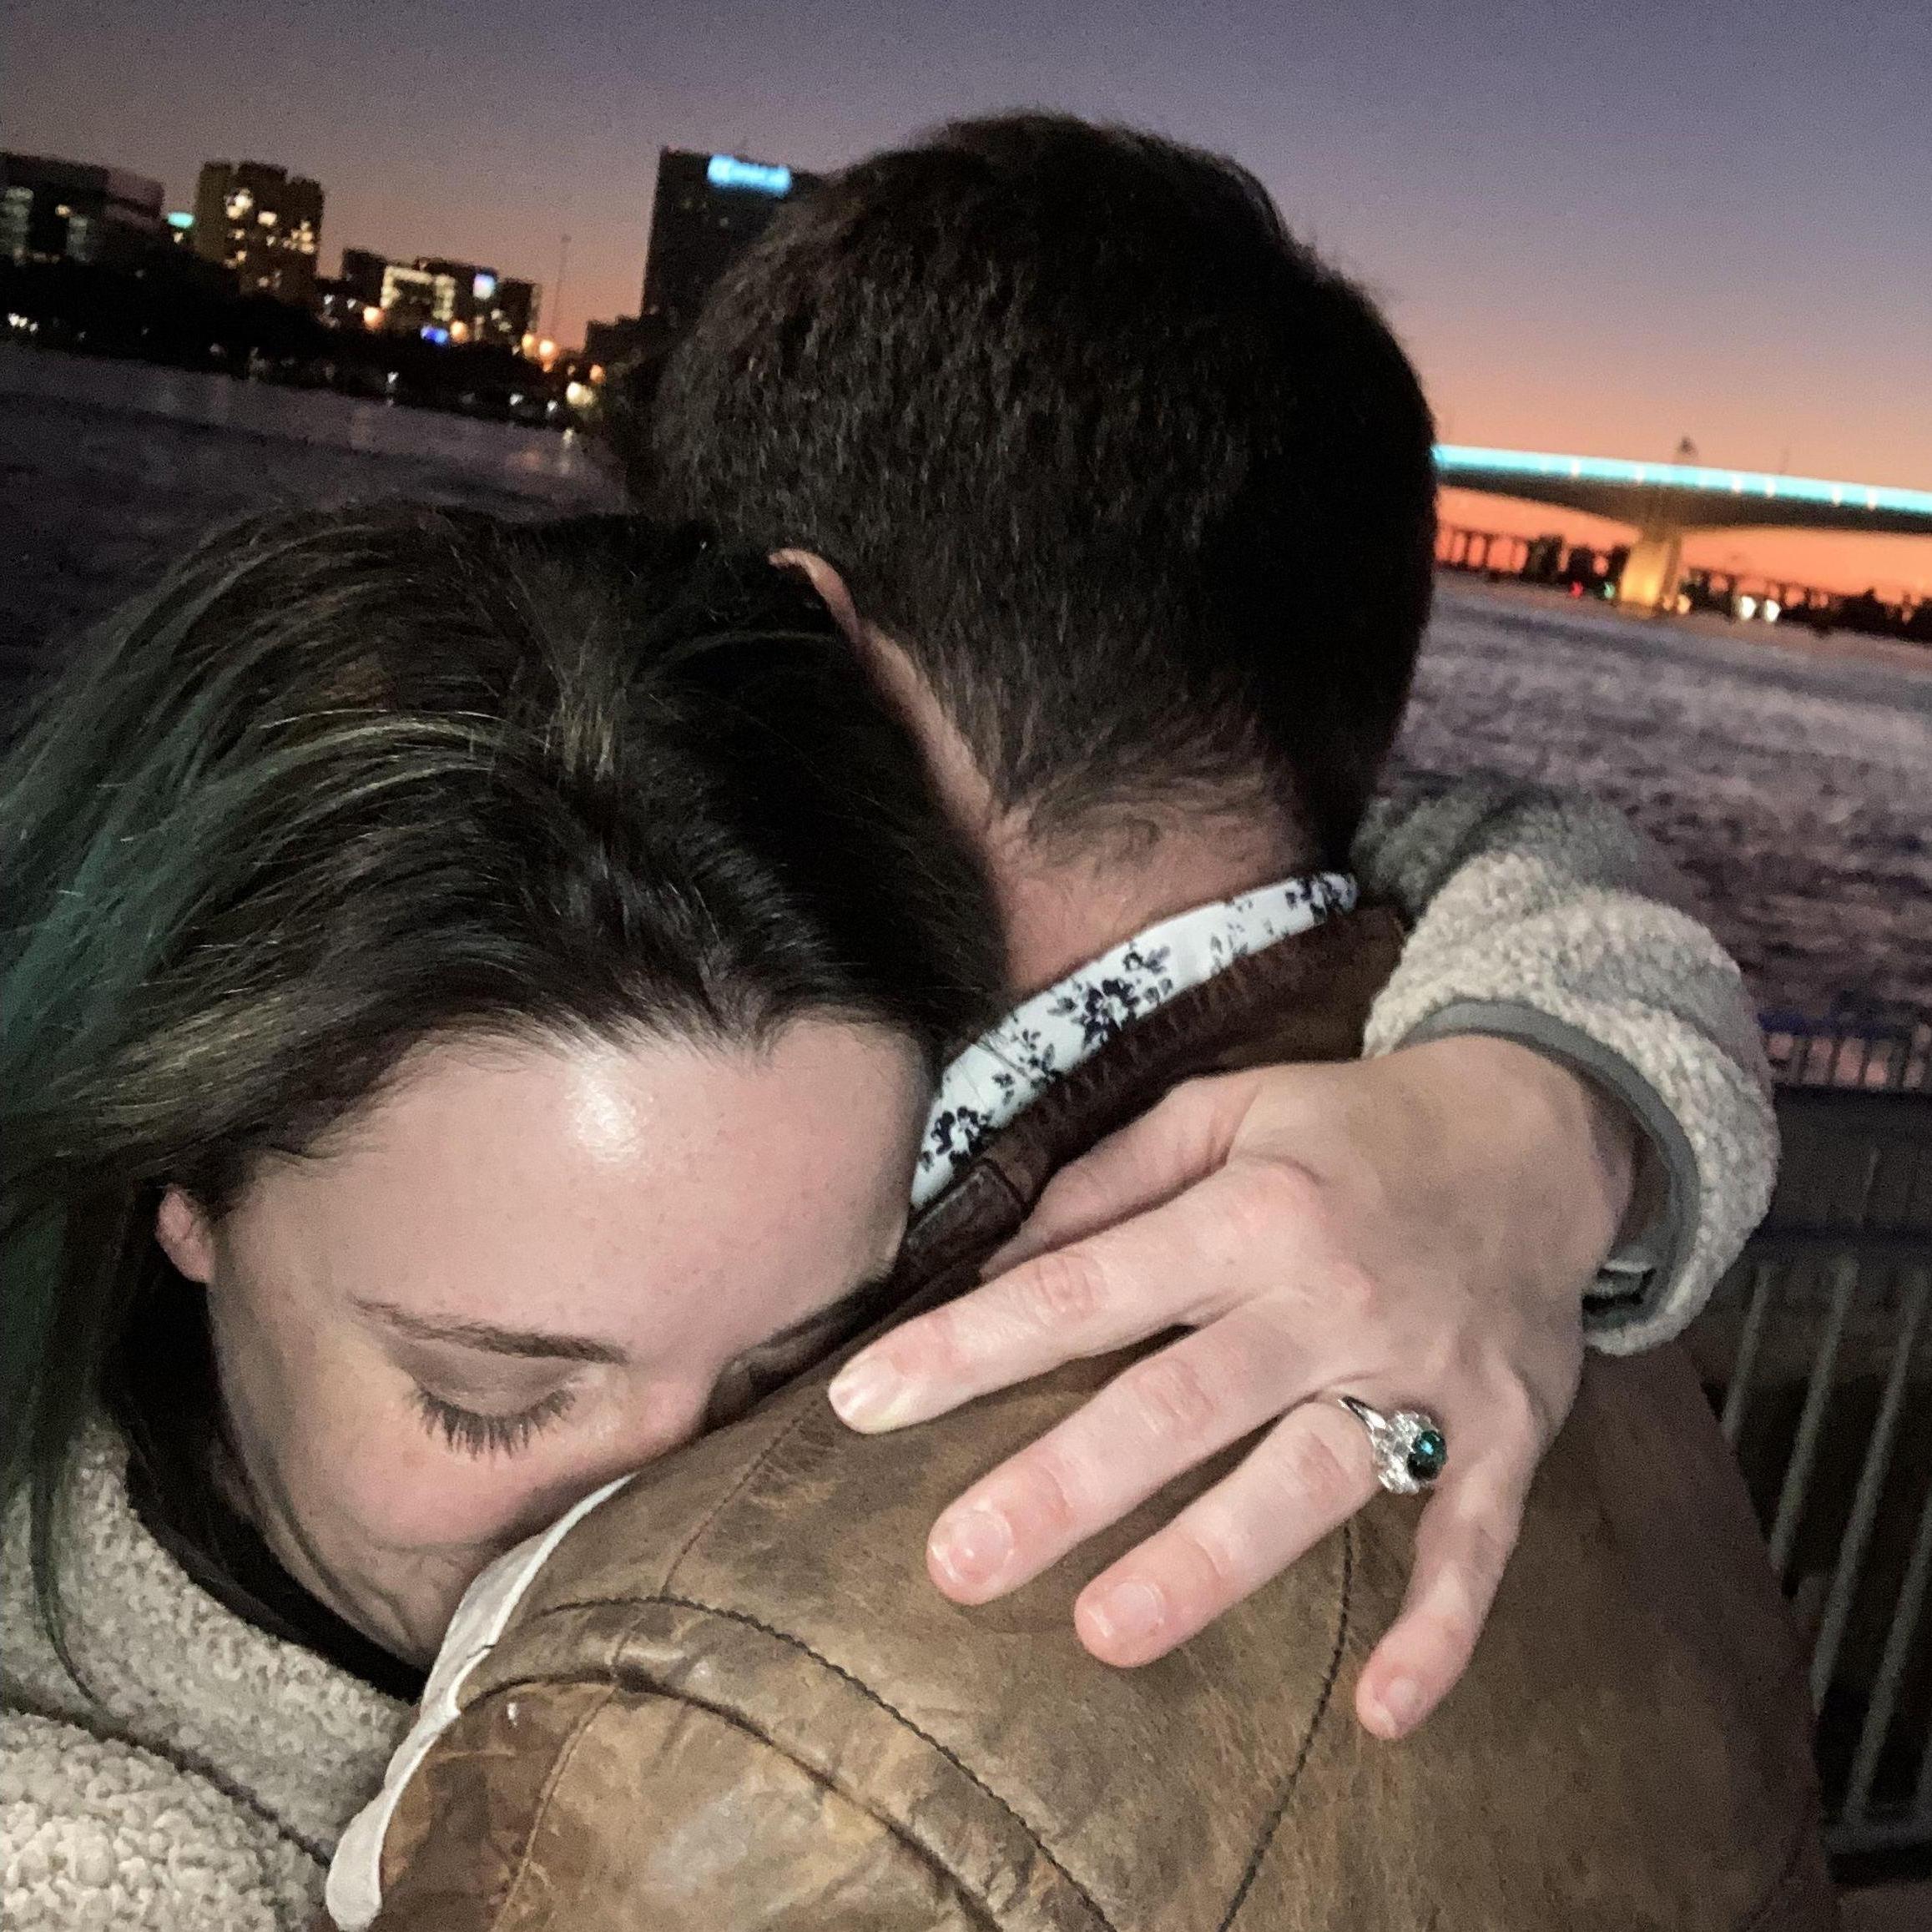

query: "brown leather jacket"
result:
(343, 910), (1834, 1931)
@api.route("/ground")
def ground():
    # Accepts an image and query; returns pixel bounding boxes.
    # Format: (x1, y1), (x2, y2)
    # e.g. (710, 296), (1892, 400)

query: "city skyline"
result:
(9, 0), (1928, 593)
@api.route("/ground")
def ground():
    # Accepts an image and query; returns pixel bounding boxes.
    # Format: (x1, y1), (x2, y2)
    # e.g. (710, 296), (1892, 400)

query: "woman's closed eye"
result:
(411, 1384), (577, 1459)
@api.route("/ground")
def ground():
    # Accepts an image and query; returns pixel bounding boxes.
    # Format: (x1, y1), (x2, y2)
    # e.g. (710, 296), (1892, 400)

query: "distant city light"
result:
(1738, 594), (1759, 619)
(707, 153), (793, 196)
(166, 211), (194, 231)
(1763, 598), (1783, 623)
(564, 380), (593, 407)
(472, 271), (497, 300)
(362, 305), (382, 329)
(1434, 445), (1932, 520)
(537, 338), (557, 362)
(421, 325), (451, 346)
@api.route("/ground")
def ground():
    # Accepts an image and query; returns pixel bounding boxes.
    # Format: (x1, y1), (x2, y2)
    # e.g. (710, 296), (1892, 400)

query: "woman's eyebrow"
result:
(353, 1295), (628, 1365)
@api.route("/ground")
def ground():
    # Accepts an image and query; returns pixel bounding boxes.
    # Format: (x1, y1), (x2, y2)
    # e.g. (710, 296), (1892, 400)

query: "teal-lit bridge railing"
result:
(1434, 445), (1932, 611)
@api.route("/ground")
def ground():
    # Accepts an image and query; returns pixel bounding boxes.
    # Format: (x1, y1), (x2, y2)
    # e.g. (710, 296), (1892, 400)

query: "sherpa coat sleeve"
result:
(1353, 774), (1777, 1354)
(0, 1708), (325, 1930)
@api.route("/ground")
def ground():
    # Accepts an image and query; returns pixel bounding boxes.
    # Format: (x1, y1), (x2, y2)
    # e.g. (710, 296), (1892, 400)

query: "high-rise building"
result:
(332, 248), (538, 347)
(582, 315), (648, 371)
(338, 247), (387, 307)
(1, 153), (165, 269)
(192, 160), (323, 303)
(479, 274), (537, 348)
(416, 259), (538, 346)
(638, 150), (818, 345)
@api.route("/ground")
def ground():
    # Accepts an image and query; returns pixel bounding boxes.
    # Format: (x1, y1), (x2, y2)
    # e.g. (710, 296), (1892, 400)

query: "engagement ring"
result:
(1334, 1394), (1447, 1495)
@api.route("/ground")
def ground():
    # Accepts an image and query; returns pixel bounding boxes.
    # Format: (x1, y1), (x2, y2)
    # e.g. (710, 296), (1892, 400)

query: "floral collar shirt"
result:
(913, 872), (1358, 1208)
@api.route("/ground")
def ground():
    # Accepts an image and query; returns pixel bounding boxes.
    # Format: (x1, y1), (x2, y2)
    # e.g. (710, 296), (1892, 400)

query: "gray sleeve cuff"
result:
(1395, 1000), (1699, 1348)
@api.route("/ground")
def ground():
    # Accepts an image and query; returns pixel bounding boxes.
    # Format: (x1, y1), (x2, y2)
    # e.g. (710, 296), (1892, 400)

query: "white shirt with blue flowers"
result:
(913, 872), (1357, 1208)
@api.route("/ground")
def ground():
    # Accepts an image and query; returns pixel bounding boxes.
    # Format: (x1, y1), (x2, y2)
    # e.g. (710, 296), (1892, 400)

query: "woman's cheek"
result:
(300, 1370), (714, 1591)
(327, 1412), (545, 1555)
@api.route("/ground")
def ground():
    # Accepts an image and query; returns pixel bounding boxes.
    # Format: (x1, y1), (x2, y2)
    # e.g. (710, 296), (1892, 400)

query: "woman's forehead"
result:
(235, 1022), (927, 1355)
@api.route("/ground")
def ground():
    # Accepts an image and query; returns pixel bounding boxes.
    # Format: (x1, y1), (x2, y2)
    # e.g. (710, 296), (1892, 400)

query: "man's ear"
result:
(769, 549), (865, 647)
(155, 1187), (216, 1284)
(771, 546), (998, 849)
(769, 547), (933, 737)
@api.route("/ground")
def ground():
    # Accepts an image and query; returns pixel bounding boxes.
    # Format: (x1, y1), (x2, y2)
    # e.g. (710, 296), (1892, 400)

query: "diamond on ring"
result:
(1334, 1395), (1448, 1495)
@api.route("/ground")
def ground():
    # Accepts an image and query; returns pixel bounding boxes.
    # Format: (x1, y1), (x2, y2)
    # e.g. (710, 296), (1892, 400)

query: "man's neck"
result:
(828, 615), (1319, 1000)
(990, 809), (1319, 1000)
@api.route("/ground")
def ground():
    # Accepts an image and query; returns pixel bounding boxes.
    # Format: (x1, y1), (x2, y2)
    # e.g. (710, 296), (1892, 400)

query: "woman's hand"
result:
(827, 1036), (1639, 1739)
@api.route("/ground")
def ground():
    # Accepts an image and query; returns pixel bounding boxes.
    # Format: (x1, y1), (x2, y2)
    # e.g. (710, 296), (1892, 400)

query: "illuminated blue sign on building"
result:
(707, 154), (794, 197)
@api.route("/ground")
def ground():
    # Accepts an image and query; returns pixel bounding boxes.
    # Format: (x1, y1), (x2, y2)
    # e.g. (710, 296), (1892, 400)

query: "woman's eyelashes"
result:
(411, 1384), (578, 1459)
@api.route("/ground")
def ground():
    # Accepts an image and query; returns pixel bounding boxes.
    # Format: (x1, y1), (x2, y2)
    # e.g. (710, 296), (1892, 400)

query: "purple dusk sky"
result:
(9, 0), (1929, 585)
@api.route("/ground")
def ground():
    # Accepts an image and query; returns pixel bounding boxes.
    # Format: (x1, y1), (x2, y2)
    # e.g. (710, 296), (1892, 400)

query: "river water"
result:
(4, 347), (1927, 1016)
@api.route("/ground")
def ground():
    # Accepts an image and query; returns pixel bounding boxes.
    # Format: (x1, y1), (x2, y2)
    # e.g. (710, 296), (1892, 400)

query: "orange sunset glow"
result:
(11, 4), (1928, 580)
(1436, 490), (1929, 603)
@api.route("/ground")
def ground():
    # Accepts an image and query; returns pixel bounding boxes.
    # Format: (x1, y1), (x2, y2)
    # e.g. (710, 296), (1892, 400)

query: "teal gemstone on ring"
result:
(1405, 1428), (1447, 1483)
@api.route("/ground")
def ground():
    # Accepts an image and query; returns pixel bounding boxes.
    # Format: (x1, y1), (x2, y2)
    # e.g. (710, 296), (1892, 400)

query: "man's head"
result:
(630, 113), (1437, 866)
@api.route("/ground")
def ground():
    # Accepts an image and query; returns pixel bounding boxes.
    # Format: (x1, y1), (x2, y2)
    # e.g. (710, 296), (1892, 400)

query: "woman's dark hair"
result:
(633, 112), (1437, 863)
(1, 504), (1001, 1653)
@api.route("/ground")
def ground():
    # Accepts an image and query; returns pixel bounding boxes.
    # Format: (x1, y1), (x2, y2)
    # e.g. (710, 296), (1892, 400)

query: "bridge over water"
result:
(1435, 445), (1932, 608)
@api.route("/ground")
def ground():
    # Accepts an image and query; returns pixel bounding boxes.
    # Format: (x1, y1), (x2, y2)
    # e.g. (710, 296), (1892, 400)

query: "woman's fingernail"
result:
(1084, 1578), (1167, 1652)
(930, 1504), (1014, 1592)
(829, 1356), (903, 1429)
(1375, 1676), (1422, 1734)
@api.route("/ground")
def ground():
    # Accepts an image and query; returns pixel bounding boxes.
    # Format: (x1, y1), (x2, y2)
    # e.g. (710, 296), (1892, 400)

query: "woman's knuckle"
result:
(1017, 1448), (1087, 1534)
(1321, 1258), (1382, 1322)
(1016, 1247), (1110, 1332)
(916, 1303), (974, 1378)
(1277, 1418), (1362, 1512)
(1171, 1515), (1251, 1600)
(1034, 1146), (1117, 1223)
(1430, 1602), (1482, 1664)
(1486, 1377), (1549, 1458)
(1453, 1500), (1509, 1571)
(1196, 1159), (1305, 1259)
(1122, 1352), (1221, 1447)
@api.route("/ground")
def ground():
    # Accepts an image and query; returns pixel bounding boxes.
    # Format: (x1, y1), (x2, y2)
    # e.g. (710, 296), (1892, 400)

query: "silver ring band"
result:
(1334, 1395), (1448, 1495)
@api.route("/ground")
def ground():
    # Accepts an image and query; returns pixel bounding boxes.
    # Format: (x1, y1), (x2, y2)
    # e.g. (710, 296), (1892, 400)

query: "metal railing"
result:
(1689, 1016), (1932, 1870)
(1761, 998), (1930, 1095)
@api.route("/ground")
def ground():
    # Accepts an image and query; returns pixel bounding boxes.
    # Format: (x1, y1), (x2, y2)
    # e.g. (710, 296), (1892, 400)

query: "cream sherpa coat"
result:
(2, 1425), (407, 1929)
(1, 779), (1779, 1929)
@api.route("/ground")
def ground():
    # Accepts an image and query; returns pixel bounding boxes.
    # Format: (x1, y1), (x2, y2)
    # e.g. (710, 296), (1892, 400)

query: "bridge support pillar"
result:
(1617, 527), (1685, 610)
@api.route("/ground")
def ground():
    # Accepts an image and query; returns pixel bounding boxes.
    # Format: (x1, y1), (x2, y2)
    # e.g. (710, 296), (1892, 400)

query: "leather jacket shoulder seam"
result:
(1734, 1790), (1831, 1932)
(592, 1682), (1008, 1930)
(657, 1403), (823, 1593)
(1216, 1521), (1354, 1932)
(627, 1592), (1122, 1932)
(486, 1681), (620, 1932)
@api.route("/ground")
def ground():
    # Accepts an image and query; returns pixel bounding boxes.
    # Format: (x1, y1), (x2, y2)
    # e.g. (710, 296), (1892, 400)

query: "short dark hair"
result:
(1, 505), (1000, 1661)
(633, 113), (1437, 861)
